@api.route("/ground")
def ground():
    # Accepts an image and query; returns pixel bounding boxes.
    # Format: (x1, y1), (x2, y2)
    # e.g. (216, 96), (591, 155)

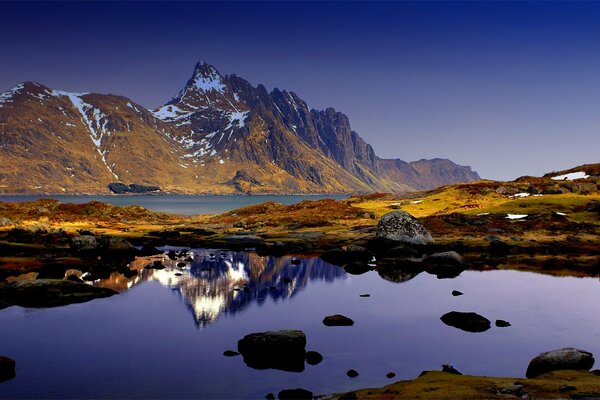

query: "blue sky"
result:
(2, 1), (599, 180)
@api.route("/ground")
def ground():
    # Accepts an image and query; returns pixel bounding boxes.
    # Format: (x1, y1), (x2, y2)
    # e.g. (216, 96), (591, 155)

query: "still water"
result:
(0, 195), (347, 215)
(1, 250), (599, 398)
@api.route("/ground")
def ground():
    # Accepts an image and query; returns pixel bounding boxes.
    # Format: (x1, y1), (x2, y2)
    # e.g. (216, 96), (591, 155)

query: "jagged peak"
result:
(189, 61), (225, 93)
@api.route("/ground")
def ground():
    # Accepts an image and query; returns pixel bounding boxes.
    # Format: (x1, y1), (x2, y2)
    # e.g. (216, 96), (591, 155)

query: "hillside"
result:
(0, 62), (479, 194)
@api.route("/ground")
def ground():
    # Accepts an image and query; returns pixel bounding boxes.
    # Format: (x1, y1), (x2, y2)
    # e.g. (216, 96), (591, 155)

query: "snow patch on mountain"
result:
(0, 83), (25, 107)
(551, 171), (590, 181)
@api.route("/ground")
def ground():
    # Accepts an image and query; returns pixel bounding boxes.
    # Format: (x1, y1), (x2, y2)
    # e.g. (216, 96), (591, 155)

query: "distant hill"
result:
(0, 62), (479, 194)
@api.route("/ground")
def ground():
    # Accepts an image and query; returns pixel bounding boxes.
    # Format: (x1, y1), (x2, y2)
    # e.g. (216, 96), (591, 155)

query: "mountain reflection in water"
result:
(93, 249), (347, 328)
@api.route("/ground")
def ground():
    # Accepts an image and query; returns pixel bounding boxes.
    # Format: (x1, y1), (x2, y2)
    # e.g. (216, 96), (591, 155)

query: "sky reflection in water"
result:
(0, 250), (599, 399)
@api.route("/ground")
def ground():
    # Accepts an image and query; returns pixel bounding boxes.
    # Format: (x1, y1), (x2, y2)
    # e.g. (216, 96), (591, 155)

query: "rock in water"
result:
(0, 356), (16, 382)
(305, 351), (323, 365)
(346, 369), (359, 378)
(375, 211), (434, 246)
(526, 348), (595, 378)
(423, 251), (465, 267)
(0, 279), (118, 308)
(323, 314), (354, 326)
(237, 330), (307, 372)
(440, 311), (491, 333)
(277, 388), (313, 399)
(495, 319), (511, 327)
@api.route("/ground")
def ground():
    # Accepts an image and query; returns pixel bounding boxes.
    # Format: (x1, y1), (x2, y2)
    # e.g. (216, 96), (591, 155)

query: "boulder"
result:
(323, 314), (354, 326)
(346, 369), (359, 378)
(0, 356), (16, 382)
(495, 319), (511, 327)
(423, 251), (465, 267)
(277, 388), (313, 399)
(375, 211), (433, 246)
(526, 348), (595, 378)
(0, 279), (118, 308)
(70, 235), (98, 252)
(99, 235), (135, 252)
(440, 311), (491, 333)
(305, 351), (323, 365)
(237, 330), (307, 372)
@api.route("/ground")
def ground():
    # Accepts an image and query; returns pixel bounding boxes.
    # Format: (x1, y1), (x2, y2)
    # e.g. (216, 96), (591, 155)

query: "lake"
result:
(0, 195), (348, 215)
(1, 248), (599, 398)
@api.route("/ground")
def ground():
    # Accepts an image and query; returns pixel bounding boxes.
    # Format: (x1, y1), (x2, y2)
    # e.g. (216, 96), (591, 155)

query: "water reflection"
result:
(94, 249), (347, 328)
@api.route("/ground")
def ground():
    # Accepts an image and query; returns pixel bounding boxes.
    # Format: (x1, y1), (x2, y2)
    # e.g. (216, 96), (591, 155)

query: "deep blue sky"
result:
(2, 1), (599, 180)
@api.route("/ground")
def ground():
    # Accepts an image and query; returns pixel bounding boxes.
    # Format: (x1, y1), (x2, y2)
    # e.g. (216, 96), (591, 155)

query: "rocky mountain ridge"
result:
(0, 62), (480, 194)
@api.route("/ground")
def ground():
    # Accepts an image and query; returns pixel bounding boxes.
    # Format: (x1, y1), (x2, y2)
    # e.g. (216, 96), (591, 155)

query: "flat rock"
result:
(278, 388), (313, 399)
(440, 311), (491, 333)
(375, 211), (434, 246)
(526, 348), (595, 378)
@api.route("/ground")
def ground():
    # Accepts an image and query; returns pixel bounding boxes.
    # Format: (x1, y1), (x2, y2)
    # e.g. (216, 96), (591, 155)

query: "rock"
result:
(344, 262), (371, 275)
(526, 348), (595, 378)
(359, 294), (371, 297)
(320, 245), (372, 267)
(283, 278), (292, 284)
(277, 388), (313, 400)
(442, 364), (462, 375)
(495, 319), (511, 327)
(265, 393), (275, 400)
(70, 235), (98, 252)
(99, 235), (135, 252)
(123, 269), (138, 278)
(0, 279), (118, 308)
(498, 384), (524, 396)
(452, 290), (463, 296)
(305, 351), (323, 365)
(559, 385), (577, 393)
(223, 350), (239, 357)
(423, 251), (465, 267)
(375, 211), (434, 246)
(290, 258), (301, 265)
(152, 260), (165, 269)
(323, 314), (354, 326)
(386, 372), (396, 379)
(139, 244), (162, 256)
(237, 330), (307, 372)
(0, 356), (16, 382)
(65, 274), (83, 282)
(346, 369), (359, 378)
(440, 311), (491, 333)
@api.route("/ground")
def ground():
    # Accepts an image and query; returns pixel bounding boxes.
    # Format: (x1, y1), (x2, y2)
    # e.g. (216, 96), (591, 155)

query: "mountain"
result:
(0, 62), (480, 194)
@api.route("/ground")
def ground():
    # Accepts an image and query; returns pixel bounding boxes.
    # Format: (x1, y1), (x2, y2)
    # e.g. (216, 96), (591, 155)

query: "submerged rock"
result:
(323, 314), (354, 327)
(526, 348), (595, 378)
(0, 356), (16, 382)
(440, 311), (491, 333)
(496, 319), (511, 327)
(375, 211), (433, 246)
(237, 330), (307, 372)
(0, 279), (118, 308)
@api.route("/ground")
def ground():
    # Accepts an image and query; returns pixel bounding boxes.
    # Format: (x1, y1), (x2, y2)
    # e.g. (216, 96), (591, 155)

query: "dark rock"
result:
(0, 356), (15, 382)
(452, 290), (463, 296)
(442, 364), (462, 375)
(440, 311), (491, 333)
(323, 314), (354, 327)
(152, 260), (165, 269)
(99, 235), (135, 252)
(167, 250), (178, 260)
(495, 319), (511, 327)
(386, 372), (396, 379)
(265, 393), (275, 400)
(237, 330), (307, 372)
(305, 351), (323, 365)
(123, 269), (138, 278)
(346, 369), (359, 378)
(423, 251), (465, 267)
(526, 348), (595, 378)
(176, 262), (186, 268)
(65, 274), (83, 282)
(320, 245), (372, 267)
(498, 384), (524, 396)
(0, 279), (118, 308)
(560, 385), (577, 393)
(70, 235), (98, 252)
(139, 244), (162, 256)
(375, 211), (434, 246)
(344, 262), (371, 275)
(277, 388), (313, 400)
(174, 272), (183, 276)
(290, 258), (301, 265)
(223, 350), (239, 357)
(359, 294), (371, 297)
(283, 278), (292, 284)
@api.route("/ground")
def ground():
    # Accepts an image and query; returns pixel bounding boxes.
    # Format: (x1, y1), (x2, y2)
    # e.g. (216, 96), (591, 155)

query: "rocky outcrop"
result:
(375, 211), (434, 245)
(0, 356), (16, 382)
(526, 348), (595, 378)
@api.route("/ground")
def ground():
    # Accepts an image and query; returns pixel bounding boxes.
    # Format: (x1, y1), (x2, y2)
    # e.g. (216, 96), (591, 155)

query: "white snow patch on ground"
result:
(477, 212), (490, 216)
(551, 171), (590, 181)
(0, 83), (25, 107)
(510, 193), (530, 198)
(506, 214), (528, 220)
(225, 111), (249, 130)
(555, 212), (567, 216)
(411, 200), (423, 204)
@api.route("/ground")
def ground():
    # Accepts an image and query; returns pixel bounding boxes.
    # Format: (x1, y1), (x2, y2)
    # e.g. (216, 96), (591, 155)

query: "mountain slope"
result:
(0, 62), (480, 194)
